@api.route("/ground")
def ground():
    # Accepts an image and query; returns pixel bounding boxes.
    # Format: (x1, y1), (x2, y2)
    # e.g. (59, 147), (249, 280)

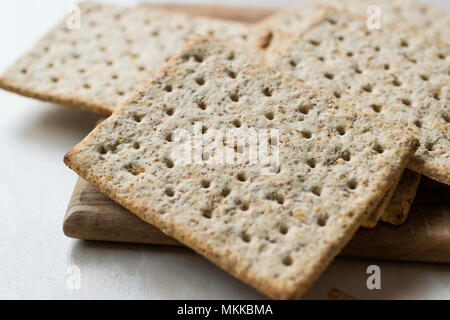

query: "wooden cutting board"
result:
(63, 4), (450, 264)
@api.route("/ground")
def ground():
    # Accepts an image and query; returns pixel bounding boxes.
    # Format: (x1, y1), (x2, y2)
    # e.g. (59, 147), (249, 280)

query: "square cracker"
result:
(254, 0), (450, 54)
(271, 8), (449, 186)
(0, 1), (251, 115)
(64, 37), (418, 299)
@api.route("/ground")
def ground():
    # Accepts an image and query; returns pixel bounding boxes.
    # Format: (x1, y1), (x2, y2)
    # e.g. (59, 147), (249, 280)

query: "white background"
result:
(0, 0), (449, 299)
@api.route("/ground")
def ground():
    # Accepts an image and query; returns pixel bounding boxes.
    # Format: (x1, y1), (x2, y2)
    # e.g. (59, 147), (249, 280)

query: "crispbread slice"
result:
(64, 37), (418, 299)
(361, 172), (403, 228)
(255, 0), (450, 54)
(381, 169), (422, 225)
(0, 1), (251, 115)
(271, 8), (450, 185)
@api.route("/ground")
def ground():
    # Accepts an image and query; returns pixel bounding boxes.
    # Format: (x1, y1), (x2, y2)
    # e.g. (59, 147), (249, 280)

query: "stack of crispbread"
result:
(1, 1), (448, 299)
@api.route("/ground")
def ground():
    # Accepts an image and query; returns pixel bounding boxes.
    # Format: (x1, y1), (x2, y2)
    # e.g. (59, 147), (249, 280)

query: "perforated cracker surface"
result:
(0, 2), (251, 114)
(64, 38), (417, 299)
(272, 8), (449, 185)
(255, 0), (450, 53)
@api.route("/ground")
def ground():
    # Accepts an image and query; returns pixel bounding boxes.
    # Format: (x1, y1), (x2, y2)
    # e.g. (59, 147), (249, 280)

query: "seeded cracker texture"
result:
(271, 8), (450, 186)
(0, 1), (252, 115)
(64, 37), (418, 299)
(254, 0), (450, 55)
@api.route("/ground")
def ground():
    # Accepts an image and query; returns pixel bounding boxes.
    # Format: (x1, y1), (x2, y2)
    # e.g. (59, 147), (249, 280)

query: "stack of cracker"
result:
(1, 1), (448, 299)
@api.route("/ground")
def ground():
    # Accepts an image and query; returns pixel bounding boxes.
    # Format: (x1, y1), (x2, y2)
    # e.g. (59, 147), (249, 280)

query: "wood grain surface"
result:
(64, 4), (450, 264)
(65, 177), (450, 263)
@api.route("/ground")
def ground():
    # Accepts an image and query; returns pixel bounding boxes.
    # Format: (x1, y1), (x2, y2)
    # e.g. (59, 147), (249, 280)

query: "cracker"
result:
(255, 0), (450, 54)
(271, 8), (450, 185)
(381, 169), (422, 225)
(64, 37), (418, 299)
(0, 1), (251, 115)
(361, 172), (403, 228)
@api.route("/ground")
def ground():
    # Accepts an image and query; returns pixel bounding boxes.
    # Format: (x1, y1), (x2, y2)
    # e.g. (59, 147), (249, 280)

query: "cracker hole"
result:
(227, 70), (237, 79)
(420, 74), (429, 81)
(195, 77), (205, 86)
(392, 79), (402, 87)
(362, 84), (372, 93)
(337, 36), (344, 41)
(164, 133), (173, 142)
(425, 142), (434, 151)
(371, 104), (382, 113)
(133, 142), (140, 150)
(262, 87), (273, 97)
(297, 104), (310, 114)
(341, 150), (351, 161)
(240, 203), (249, 211)
(201, 180), (210, 188)
(373, 143), (384, 154)
(50, 76), (59, 83)
(438, 53), (445, 60)
(282, 256), (293, 266)
(348, 179), (358, 190)
(433, 91), (441, 100)
(227, 52), (235, 60)
(279, 223), (288, 235)
(306, 158), (316, 168)
(165, 107), (174, 116)
(230, 93), (239, 102)
(265, 111), (274, 120)
(317, 213), (328, 227)
(289, 59), (297, 67)
(111, 74), (118, 80)
(317, 56), (325, 62)
(301, 130), (312, 139)
(442, 114), (450, 123)
(384, 64), (390, 70)
(21, 68), (27, 74)
(164, 158), (174, 168)
(334, 91), (341, 99)
(336, 126), (346, 135)
(194, 55), (204, 63)
(346, 51), (353, 57)
(133, 113), (142, 122)
(400, 39), (409, 47)
(311, 186), (321, 196)
(221, 187), (231, 197)
(237, 172), (246, 182)
(260, 30), (273, 49)
(197, 101), (207, 110)
(201, 208), (212, 219)
(117, 90), (125, 96)
(232, 119), (241, 128)
(241, 231), (251, 243)
(138, 66), (145, 72)
(401, 98), (411, 106)
(353, 66), (362, 74)
(164, 85), (172, 92)
(98, 146), (107, 155)
(324, 73), (334, 80)
(414, 120), (422, 128)
(83, 83), (91, 89)
(165, 188), (174, 197)
(202, 152), (210, 161)
(309, 39), (320, 46)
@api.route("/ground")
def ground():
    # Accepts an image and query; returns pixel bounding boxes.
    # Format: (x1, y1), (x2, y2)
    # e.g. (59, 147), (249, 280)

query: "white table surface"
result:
(0, 0), (449, 300)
